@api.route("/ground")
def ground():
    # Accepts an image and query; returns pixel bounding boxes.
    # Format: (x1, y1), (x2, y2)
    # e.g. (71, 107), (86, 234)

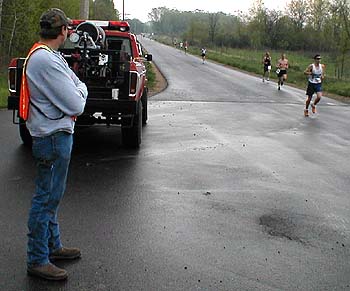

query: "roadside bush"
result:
(0, 73), (8, 108)
(145, 62), (156, 89)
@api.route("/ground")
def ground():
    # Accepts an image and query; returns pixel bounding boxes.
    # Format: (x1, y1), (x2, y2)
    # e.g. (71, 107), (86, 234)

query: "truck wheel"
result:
(19, 119), (32, 147)
(141, 88), (148, 125)
(122, 101), (142, 148)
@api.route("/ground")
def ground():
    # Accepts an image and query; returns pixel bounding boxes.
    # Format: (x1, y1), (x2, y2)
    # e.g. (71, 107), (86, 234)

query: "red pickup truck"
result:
(8, 20), (152, 148)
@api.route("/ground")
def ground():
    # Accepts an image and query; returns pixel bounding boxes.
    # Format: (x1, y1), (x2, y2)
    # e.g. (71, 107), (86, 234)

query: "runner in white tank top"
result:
(303, 54), (325, 117)
(309, 63), (323, 84)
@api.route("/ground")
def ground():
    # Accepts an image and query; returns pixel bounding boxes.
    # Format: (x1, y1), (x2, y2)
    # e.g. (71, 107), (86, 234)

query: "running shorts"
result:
(264, 65), (271, 72)
(306, 82), (322, 96)
(278, 69), (287, 77)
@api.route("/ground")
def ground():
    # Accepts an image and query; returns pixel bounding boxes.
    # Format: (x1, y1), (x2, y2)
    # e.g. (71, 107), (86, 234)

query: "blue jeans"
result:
(27, 131), (73, 267)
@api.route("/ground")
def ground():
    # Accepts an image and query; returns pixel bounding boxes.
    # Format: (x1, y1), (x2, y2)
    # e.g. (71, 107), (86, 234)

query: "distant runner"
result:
(201, 47), (206, 64)
(184, 40), (188, 54)
(262, 51), (271, 82)
(303, 54), (325, 117)
(276, 53), (289, 90)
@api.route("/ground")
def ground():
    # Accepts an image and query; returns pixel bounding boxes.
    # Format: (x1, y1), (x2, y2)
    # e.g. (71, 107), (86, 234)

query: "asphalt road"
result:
(0, 38), (349, 291)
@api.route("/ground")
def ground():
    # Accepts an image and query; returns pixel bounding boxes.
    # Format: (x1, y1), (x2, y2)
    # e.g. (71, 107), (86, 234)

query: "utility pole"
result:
(122, 0), (125, 20)
(80, 0), (89, 19)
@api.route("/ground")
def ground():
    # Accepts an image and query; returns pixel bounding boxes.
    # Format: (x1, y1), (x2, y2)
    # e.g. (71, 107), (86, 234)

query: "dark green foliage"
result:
(145, 61), (155, 89)
(0, 0), (119, 64)
(0, 0), (120, 107)
(128, 19), (147, 35)
(89, 0), (118, 20)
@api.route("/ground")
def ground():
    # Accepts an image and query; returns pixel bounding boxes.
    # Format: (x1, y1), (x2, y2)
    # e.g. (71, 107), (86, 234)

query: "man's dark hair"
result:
(39, 8), (71, 39)
(40, 26), (64, 39)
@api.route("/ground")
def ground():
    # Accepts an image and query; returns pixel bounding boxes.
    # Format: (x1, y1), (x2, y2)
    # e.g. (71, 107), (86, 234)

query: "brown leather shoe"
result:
(49, 247), (81, 260)
(27, 263), (68, 281)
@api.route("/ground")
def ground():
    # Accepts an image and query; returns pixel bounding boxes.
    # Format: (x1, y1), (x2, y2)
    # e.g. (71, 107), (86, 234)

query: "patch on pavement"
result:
(259, 213), (305, 244)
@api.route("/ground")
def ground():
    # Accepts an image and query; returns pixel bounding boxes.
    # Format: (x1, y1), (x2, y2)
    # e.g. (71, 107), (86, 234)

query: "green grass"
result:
(145, 61), (156, 90)
(0, 72), (8, 108)
(142, 46), (156, 90)
(194, 47), (349, 98)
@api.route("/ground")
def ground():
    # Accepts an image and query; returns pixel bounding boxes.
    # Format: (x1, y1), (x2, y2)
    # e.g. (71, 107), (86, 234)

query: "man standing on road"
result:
(303, 54), (325, 117)
(23, 8), (88, 280)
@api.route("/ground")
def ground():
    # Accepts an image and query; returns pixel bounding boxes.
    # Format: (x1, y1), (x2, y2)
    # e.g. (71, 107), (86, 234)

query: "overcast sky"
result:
(114, 0), (289, 22)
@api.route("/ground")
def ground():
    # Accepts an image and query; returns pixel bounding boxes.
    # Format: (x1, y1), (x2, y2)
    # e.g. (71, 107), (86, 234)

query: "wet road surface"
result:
(0, 38), (349, 290)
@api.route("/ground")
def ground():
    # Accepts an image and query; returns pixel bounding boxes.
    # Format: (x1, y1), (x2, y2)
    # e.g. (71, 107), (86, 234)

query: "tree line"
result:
(1, 0), (349, 79)
(146, 0), (350, 79)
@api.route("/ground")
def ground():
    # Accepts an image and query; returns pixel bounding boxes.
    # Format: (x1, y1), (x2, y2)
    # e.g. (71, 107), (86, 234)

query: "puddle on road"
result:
(259, 213), (305, 244)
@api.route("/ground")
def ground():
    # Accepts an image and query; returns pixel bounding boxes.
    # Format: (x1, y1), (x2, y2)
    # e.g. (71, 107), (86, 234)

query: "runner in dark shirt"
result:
(262, 51), (271, 82)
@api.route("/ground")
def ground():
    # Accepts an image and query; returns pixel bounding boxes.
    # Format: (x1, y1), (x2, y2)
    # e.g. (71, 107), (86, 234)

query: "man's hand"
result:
(304, 66), (312, 75)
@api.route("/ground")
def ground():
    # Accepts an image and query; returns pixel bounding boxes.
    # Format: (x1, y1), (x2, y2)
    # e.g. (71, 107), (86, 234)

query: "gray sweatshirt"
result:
(26, 48), (88, 137)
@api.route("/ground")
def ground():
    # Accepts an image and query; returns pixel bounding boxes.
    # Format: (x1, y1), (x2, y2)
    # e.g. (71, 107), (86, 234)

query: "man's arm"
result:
(29, 50), (88, 117)
(304, 64), (312, 75)
(321, 64), (326, 80)
(69, 70), (88, 102)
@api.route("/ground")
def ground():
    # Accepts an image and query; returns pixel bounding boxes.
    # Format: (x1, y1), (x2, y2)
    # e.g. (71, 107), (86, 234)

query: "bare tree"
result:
(8, 9), (18, 56)
(309, 0), (330, 30)
(331, 0), (350, 78)
(148, 7), (164, 22)
(287, 0), (310, 30)
(338, 0), (350, 39)
(80, 0), (89, 19)
(0, 0), (3, 31)
(0, 0), (3, 66)
(208, 13), (220, 44)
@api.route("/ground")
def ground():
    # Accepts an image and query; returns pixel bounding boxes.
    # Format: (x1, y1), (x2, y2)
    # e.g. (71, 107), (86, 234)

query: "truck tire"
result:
(122, 101), (142, 148)
(141, 88), (148, 125)
(19, 119), (32, 147)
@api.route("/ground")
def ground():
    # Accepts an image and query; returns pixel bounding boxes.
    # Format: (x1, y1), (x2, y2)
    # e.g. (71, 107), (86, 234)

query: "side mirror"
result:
(145, 54), (152, 61)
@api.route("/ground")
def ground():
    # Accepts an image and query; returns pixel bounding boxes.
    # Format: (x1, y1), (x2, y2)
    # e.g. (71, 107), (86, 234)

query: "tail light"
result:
(8, 67), (17, 93)
(129, 72), (137, 95)
(108, 21), (130, 31)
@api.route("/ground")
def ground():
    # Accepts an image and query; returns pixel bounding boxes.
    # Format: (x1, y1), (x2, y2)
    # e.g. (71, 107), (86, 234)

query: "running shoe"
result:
(304, 109), (309, 117)
(311, 103), (317, 114)
(278, 85), (280, 90)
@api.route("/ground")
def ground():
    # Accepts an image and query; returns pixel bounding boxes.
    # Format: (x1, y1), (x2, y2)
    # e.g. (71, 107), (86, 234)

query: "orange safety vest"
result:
(19, 43), (52, 120)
